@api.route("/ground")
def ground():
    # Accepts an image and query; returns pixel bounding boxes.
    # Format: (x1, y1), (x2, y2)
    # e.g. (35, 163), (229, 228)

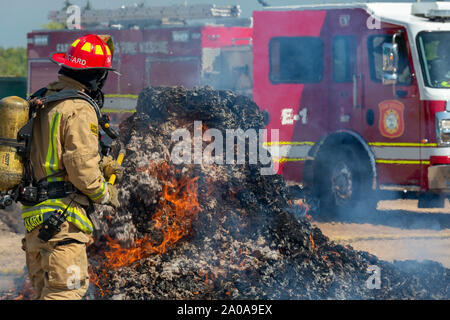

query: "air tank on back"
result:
(0, 96), (29, 191)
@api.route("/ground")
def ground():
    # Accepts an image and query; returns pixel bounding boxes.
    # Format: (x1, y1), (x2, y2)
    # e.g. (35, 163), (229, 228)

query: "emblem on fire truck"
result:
(378, 100), (405, 139)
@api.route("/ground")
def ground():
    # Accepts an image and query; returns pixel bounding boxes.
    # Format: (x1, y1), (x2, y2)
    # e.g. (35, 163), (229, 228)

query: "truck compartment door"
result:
(364, 31), (420, 186)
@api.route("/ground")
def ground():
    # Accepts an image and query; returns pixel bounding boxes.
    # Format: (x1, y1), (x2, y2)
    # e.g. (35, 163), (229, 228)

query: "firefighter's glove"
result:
(28, 98), (44, 110)
(101, 155), (124, 181)
(106, 183), (120, 209)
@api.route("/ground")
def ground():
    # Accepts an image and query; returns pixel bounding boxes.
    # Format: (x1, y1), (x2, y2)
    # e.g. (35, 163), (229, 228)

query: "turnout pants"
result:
(22, 221), (90, 300)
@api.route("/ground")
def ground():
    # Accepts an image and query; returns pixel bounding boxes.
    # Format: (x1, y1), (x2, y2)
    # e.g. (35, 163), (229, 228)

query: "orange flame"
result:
(103, 161), (201, 269)
(0, 277), (35, 300)
(309, 234), (315, 250)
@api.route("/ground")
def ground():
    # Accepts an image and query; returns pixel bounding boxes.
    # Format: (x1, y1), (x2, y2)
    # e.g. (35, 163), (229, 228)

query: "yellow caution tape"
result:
(101, 108), (136, 114)
(104, 94), (139, 99)
(332, 233), (450, 243)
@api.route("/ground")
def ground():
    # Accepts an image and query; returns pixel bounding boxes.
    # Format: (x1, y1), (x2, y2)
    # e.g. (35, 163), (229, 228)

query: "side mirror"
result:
(382, 42), (399, 85)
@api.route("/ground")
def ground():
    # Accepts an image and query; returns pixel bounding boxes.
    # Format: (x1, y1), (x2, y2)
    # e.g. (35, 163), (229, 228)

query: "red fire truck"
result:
(253, 2), (450, 212)
(27, 4), (253, 124)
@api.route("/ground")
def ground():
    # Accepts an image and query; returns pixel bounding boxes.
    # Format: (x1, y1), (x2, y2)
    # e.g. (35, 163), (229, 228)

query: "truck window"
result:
(368, 34), (412, 86)
(269, 37), (324, 84)
(417, 31), (450, 88)
(333, 35), (356, 83)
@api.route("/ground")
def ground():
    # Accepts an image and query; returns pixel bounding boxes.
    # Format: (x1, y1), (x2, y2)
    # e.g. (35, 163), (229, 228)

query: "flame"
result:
(0, 276), (34, 300)
(103, 161), (201, 269)
(309, 234), (316, 250)
(89, 267), (109, 298)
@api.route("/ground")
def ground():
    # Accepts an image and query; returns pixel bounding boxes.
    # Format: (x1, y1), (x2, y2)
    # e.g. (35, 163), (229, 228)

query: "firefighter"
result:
(21, 34), (123, 300)
(434, 40), (450, 87)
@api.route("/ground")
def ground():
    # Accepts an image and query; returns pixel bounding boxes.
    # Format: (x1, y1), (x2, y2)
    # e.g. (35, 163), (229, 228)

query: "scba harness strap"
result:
(29, 88), (102, 122)
(0, 87), (118, 213)
(18, 88), (118, 207)
(30, 88), (119, 140)
(18, 88), (113, 235)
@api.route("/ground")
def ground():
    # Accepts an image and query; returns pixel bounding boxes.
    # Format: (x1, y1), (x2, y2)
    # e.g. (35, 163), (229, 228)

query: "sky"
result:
(0, 0), (272, 47)
(0, 0), (435, 48)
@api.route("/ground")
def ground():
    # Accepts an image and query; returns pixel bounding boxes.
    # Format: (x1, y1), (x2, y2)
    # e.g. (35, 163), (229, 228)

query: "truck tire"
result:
(314, 145), (374, 217)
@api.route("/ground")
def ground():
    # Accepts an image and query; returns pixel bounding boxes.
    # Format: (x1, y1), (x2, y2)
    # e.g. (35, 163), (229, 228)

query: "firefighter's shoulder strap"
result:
(22, 87), (118, 175)
(14, 88), (108, 206)
(30, 88), (103, 120)
(18, 88), (104, 184)
(32, 88), (118, 141)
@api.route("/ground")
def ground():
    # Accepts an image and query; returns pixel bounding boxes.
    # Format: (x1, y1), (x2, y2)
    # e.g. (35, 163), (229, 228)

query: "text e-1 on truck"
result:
(253, 2), (450, 213)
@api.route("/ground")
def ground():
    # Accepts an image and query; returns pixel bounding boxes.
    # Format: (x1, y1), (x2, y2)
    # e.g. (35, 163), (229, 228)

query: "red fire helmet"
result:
(50, 34), (116, 71)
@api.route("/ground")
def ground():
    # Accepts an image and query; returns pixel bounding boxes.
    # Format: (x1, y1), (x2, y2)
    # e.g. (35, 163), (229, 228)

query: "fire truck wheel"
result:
(315, 146), (372, 217)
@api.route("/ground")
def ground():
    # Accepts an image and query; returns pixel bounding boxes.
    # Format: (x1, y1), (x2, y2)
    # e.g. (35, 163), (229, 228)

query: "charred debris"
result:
(86, 86), (449, 300)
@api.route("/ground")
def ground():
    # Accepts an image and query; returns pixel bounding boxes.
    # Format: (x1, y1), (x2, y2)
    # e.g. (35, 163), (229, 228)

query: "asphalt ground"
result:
(312, 198), (450, 268)
(0, 219), (25, 294)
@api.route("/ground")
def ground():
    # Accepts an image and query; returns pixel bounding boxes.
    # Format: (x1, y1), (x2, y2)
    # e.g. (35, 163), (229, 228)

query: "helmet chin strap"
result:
(59, 68), (108, 108)
(90, 87), (105, 109)
(91, 71), (107, 109)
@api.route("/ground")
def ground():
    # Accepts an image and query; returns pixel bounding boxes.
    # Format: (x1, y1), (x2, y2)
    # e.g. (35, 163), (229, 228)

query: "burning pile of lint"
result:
(87, 86), (449, 300)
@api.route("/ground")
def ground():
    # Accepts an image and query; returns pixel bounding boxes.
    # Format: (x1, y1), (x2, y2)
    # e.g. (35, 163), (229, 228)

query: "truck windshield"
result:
(417, 31), (450, 88)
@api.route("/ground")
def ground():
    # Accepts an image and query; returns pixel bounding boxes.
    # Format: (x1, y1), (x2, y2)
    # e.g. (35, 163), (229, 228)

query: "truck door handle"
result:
(353, 74), (362, 109)
(396, 90), (408, 98)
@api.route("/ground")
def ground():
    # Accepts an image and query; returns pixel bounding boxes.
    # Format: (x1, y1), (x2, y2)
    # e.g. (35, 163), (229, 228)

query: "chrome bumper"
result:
(428, 165), (450, 192)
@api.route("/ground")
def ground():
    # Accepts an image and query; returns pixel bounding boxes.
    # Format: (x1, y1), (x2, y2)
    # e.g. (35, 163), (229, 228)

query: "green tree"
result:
(41, 21), (66, 30)
(0, 47), (27, 77)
